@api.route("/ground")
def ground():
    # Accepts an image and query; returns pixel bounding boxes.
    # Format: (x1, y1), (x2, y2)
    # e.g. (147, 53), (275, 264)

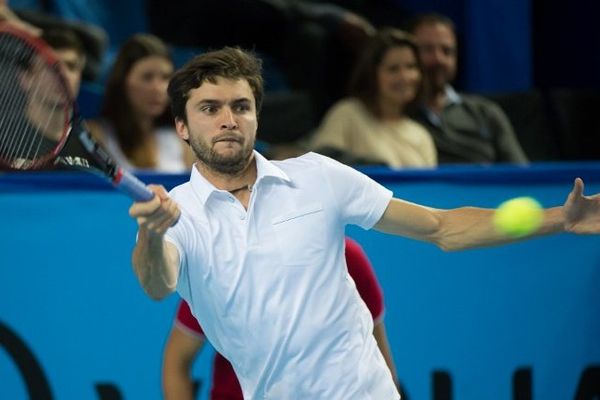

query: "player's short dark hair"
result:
(168, 47), (264, 122)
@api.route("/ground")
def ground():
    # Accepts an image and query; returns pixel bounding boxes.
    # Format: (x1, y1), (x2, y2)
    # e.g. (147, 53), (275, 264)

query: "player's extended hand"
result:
(129, 184), (180, 236)
(563, 178), (600, 234)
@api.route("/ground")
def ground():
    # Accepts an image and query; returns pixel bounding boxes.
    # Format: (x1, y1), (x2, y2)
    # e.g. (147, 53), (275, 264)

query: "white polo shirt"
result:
(165, 151), (398, 399)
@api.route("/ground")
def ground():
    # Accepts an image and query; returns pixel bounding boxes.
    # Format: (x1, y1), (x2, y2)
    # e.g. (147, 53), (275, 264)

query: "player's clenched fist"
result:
(129, 184), (180, 235)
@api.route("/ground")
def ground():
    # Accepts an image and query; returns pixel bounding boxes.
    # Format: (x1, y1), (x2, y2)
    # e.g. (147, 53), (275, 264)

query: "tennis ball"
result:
(493, 197), (543, 237)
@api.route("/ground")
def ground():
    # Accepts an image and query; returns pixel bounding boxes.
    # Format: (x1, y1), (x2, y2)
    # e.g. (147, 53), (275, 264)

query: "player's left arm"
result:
(373, 191), (572, 251)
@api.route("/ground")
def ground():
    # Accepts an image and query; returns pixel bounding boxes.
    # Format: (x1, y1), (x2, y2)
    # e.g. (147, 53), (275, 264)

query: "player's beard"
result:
(190, 131), (255, 174)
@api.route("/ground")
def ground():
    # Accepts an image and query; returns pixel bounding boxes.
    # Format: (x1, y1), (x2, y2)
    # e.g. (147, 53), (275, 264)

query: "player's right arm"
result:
(130, 184), (181, 300)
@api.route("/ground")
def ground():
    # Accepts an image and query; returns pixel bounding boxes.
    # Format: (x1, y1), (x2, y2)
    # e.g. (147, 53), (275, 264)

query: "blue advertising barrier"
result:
(1, 162), (600, 399)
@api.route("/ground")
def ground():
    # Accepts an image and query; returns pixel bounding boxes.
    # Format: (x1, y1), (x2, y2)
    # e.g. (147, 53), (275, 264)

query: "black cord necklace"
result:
(228, 184), (253, 194)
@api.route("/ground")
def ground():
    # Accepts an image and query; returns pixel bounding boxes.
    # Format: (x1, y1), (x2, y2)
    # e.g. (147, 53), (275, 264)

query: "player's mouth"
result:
(213, 134), (243, 144)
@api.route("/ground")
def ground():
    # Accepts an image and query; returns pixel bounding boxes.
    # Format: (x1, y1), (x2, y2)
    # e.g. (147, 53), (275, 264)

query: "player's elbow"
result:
(132, 257), (178, 300)
(412, 213), (456, 251)
(431, 227), (470, 251)
(429, 217), (467, 252)
(144, 285), (175, 301)
(133, 269), (175, 300)
(146, 290), (167, 301)
(434, 239), (466, 252)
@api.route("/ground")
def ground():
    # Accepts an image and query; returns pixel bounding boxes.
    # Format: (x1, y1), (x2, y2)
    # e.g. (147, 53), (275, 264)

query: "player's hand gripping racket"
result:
(0, 23), (154, 201)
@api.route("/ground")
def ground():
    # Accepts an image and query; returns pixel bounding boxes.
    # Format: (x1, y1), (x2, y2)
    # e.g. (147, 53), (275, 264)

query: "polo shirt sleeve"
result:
(317, 153), (393, 229)
(175, 300), (205, 338)
(344, 238), (385, 323)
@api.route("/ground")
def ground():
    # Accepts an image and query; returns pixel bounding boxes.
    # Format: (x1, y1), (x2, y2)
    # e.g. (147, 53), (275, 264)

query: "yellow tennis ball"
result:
(493, 197), (543, 237)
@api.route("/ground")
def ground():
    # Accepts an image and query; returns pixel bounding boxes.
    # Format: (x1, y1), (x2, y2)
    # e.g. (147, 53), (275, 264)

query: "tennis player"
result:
(129, 47), (600, 400)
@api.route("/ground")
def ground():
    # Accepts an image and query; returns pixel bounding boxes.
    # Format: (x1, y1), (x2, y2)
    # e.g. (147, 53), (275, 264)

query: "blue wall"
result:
(1, 163), (600, 399)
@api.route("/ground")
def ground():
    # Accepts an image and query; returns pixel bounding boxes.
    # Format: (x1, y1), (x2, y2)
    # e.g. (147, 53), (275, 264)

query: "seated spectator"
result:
(3, 0), (107, 81)
(407, 13), (528, 164)
(88, 34), (195, 172)
(0, 24), (87, 161)
(310, 28), (437, 168)
(41, 27), (86, 98)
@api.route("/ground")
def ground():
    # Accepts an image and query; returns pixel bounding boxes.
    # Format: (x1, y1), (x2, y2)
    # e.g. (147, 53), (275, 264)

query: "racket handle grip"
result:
(114, 168), (154, 202)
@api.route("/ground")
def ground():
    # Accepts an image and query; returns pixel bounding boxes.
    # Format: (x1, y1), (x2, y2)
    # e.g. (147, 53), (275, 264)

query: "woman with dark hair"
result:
(310, 27), (436, 168)
(89, 33), (194, 172)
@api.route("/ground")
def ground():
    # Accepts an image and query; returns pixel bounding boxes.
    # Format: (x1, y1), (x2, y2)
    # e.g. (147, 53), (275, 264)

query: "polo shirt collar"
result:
(189, 150), (291, 205)
(254, 150), (291, 185)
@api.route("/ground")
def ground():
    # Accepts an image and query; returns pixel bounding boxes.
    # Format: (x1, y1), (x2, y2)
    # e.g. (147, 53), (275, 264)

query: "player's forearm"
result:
(432, 206), (564, 251)
(132, 230), (178, 300)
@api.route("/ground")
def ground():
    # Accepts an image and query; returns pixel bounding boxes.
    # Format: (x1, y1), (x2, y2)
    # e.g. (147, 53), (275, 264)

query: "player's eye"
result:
(234, 104), (250, 112)
(201, 105), (218, 114)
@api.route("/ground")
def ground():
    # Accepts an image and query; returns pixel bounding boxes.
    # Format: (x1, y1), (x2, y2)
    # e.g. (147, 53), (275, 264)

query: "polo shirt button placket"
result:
(226, 197), (246, 221)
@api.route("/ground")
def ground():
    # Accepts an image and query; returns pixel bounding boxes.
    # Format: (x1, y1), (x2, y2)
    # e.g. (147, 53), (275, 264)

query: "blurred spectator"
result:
(146, 0), (376, 121)
(4, 0), (107, 81)
(88, 34), (194, 172)
(407, 13), (528, 164)
(0, 23), (87, 160)
(41, 27), (86, 98)
(310, 28), (436, 168)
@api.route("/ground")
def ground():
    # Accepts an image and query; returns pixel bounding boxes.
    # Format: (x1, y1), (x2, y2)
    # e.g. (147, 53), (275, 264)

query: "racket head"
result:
(0, 23), (72, 170)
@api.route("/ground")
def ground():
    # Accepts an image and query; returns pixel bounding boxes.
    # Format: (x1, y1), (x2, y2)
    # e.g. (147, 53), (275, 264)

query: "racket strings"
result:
(1, 51), (36, 161)
(0, 32), (68, 168)
(0, 35), (33, 161)
(0, 37), (27, 160)
(19, 62), (62, 159)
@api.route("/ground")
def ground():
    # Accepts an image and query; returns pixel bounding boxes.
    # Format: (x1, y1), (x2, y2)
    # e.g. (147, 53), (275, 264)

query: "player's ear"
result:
(174, 117), (189, 141)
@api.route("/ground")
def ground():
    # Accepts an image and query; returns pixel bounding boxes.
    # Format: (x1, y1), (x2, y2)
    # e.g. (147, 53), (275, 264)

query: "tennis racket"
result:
(0, 23), (154, 201)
